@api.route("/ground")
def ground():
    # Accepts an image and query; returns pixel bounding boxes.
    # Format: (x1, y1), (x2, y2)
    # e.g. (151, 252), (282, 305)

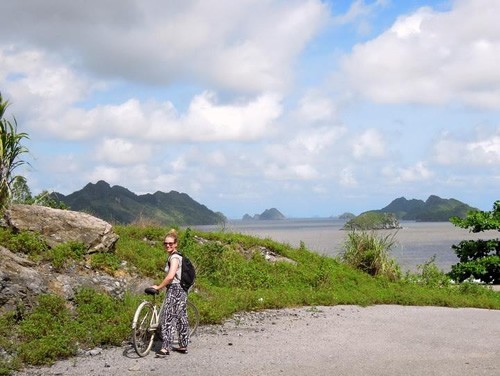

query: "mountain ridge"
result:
(373, 195), (477, 222)
(51, 180), (225, 226)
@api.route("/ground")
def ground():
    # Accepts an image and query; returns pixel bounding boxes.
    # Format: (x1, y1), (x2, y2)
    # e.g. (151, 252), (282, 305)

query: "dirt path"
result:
(16, 305), (500, 376)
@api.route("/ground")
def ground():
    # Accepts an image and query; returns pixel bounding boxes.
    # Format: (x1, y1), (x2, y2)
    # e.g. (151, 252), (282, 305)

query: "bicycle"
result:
(132, 287), (200, 357)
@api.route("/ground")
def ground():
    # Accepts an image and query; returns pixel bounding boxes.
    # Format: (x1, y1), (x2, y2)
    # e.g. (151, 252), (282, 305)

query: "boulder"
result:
(0, 245), (149, 313)
(3, 204), (119, 253)
(0, 246), (48, 312)
(0, 205), (150, 314)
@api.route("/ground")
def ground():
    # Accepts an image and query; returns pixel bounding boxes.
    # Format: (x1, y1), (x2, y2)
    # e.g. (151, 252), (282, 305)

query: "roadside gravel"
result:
(16, 305), (500, 376)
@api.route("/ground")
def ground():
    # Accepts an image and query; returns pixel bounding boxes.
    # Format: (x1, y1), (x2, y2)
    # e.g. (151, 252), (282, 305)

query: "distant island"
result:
(375, 195), (477, 222)
(242, 208), (285, 221)
(49, 181), (478, 228)
(336, 212), (356, 220)
(50, 180), (225, 226)
(343, 195), (478, 230)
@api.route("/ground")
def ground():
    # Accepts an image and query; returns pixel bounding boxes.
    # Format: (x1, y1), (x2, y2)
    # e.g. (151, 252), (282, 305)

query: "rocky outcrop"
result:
(0, 244), (148, 313)
(0, 246), (47, 312)
(0, 205), (146, 314)
(3, 204), (119, 253)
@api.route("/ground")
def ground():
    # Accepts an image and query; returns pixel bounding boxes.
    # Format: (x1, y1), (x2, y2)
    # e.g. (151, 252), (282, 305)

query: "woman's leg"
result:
(176, 287), (189, 349)
(160, 288), (177, 351)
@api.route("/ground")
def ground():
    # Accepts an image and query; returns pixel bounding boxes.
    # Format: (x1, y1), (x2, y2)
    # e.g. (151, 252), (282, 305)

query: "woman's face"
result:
(163, 236), (177, 253)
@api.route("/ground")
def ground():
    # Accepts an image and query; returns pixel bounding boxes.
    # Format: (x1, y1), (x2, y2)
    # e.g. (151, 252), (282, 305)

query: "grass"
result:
(0, 225), (499, 374)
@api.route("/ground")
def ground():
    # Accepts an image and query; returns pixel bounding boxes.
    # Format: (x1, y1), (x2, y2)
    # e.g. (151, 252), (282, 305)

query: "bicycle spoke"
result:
(132, 302), (156, 356)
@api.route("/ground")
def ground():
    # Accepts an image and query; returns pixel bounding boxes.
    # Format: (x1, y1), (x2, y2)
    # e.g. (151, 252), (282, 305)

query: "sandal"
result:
(155, 349), (170, 358)
(172, 347), (188, 354)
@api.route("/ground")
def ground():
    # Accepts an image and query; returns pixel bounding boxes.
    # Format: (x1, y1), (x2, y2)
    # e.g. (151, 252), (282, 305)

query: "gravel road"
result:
(16, 305), (500, 376)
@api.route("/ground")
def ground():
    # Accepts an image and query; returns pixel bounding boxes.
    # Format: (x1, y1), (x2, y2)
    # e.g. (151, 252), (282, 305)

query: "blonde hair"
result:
(165, 228), (178, 243)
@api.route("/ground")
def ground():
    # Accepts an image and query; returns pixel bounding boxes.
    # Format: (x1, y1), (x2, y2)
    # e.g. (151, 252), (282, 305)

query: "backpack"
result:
(170, 252), (196, 292)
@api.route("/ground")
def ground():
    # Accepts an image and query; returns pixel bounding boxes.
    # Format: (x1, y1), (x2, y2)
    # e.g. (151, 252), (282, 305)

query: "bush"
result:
(405, 256), (451, 287)
(0, 93), (30, 211)
(45, 241), (86, 271)
(448, 201), (500, 284)
(340, 230), (401, 281)
(89, 252), (122, 274)
(0, 228), (48, 258)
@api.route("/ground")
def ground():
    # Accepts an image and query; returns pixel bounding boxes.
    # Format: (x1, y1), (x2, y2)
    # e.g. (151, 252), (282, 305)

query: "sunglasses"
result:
(164, 242), (175, 246)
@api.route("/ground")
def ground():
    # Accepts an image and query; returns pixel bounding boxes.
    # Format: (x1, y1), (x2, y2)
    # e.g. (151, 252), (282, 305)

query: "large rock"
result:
(0, 205), (150, 314)
(3, 204), (119, 253)
(0, 246), (148, 313)
(0, 246), (47, 312)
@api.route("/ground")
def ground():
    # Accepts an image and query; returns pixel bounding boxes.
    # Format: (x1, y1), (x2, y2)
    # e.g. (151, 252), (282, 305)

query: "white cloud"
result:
(20, 89), (283, 143)
(383, 161), (434, 183)
(433, 132), (500, 166)
(339, 167), (358, 187)
(94, 138), (153, 165)
(340, 0), (500, 109)
(296, 90), (338, 124)
(180, 92), (283, 141)
(0, 0), (328, 94)
(0, 48), (94, 122)
(351, 128), (386, 159)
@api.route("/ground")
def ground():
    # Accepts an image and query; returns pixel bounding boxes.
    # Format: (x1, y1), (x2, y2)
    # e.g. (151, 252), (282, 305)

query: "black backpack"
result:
(170, 253), (196, 292)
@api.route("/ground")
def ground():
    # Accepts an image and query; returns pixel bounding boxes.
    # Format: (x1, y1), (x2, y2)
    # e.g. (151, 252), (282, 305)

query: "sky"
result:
(0, 0), (499, 219)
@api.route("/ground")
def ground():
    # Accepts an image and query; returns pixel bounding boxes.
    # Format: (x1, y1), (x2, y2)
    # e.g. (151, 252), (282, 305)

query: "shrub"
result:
(340, 230), (401, 281)
(448, 201), (500, 284)
(405, 256), (451, 287)
(45, 241), (86, 271)
(0, 228), (48, 258)
(17, 294), (76, 365)
(0, 93), (30, 211)
(89, 252), (122, 274)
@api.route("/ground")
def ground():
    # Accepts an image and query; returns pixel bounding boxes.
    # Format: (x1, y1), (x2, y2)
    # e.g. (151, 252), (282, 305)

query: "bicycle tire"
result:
(132, 301), (156, 356)
(187, 300), (200, 337)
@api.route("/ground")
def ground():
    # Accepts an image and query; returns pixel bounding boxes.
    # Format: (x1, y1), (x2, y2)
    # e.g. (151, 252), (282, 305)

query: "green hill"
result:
(377, 195), (477, 222)
(51, 180), (225, 226)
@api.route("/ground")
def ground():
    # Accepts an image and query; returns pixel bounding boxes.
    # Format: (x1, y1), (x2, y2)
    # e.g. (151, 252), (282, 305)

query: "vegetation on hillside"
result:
(1, 223), (499, 374)
(378, 195), (477, 221)
(343, 212), (401, 230)
(51, 180), (226, 226)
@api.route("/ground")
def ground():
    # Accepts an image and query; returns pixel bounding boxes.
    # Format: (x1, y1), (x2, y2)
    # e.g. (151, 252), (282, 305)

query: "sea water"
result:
(192, 219), (499, 273)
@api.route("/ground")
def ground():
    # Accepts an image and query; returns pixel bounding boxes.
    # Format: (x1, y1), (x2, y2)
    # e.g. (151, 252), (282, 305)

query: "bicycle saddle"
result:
(144, 287), (159, 295)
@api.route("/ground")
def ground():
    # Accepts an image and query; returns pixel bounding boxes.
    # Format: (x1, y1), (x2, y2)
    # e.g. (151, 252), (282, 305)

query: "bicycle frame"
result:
(132, 300), (160, 332)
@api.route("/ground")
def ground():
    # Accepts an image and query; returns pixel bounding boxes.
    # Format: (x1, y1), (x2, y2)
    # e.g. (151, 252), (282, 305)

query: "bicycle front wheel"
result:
(132, 301), (156, 356)
(187, 300), (200, 337)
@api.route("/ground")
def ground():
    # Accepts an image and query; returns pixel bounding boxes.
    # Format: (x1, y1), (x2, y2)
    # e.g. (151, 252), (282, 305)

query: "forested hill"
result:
(376, 195), (477, 221)
(51, 180), (225, 226)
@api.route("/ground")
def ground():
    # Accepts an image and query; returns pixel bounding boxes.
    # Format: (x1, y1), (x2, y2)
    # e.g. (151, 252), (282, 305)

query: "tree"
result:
(11, 175), (33, 204)
(448, 201), (500, 284)
(0, 92), (30, 210)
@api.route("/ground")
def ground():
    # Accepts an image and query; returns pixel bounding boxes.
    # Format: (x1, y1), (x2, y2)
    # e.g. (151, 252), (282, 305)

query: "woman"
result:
(151, 229), (189, 357)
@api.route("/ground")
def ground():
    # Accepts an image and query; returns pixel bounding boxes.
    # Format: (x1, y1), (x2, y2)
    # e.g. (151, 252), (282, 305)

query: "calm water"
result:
(192, 219), (499, 273)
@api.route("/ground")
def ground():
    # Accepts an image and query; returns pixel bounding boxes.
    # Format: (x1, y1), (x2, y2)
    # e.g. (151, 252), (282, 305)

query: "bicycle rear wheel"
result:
(132, 301), (156, 356)
(187, 300), (200, 337)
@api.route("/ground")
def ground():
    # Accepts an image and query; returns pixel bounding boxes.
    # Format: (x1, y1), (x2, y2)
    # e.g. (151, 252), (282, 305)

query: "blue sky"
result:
(0, 0), (498, 219)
